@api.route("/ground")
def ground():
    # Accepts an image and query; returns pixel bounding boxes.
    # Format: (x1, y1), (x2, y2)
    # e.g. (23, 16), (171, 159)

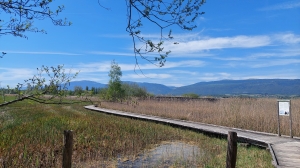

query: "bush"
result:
(122, 83), (148, 98)
(182, 93), (199, 98)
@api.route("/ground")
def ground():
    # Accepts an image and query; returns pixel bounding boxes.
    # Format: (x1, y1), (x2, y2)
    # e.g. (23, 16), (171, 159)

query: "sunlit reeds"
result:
(100, 97), (300, 137)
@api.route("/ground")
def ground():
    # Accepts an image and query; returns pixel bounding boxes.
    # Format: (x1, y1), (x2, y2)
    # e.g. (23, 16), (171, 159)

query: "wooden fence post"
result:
(226, 131), (237, 168)
(63, 130), (73, 168)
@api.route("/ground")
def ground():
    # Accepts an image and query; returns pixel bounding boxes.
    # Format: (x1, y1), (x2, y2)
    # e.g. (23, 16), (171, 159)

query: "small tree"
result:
(106, 60), (125, 101)
(74, 86), (84, 96)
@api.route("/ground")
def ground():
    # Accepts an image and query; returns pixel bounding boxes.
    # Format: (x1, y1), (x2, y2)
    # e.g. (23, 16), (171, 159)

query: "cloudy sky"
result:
(1, 0), (299, 87)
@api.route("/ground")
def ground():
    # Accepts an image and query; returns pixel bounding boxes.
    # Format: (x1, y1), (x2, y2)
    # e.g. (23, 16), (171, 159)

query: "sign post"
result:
(277, 100), (292, 138)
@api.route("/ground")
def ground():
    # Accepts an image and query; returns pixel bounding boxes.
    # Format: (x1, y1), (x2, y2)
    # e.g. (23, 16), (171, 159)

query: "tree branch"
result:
(125, 0), (206, 67)
(0, 0), (71, 38)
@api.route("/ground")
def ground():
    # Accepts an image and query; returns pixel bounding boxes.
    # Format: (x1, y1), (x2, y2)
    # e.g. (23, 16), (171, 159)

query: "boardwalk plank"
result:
(277, 157), (300, 163)
(273, 147), (300, 152)
(275, 152), (300, 158)
(278, 160), (300, 168)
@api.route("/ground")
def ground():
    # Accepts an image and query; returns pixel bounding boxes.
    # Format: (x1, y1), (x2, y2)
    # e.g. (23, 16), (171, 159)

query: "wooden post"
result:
(277, 101), (281, 136)
(289, 100), (293, 138)
(226, 131), (237, 168)
(63, 130), (73, 168)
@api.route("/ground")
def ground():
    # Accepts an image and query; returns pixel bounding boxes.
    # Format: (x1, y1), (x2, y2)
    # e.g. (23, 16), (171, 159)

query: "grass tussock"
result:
(100, 97), (300, 137)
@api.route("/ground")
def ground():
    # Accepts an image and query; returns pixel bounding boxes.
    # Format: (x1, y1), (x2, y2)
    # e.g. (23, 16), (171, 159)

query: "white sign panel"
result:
(279, 101), (290, 116)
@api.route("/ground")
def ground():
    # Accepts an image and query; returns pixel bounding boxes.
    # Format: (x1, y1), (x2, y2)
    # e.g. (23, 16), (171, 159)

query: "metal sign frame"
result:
(277, 99), (292, 138)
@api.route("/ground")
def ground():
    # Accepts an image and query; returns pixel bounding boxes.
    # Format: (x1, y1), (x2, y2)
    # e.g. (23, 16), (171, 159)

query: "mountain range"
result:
(68, 79), (300, 96)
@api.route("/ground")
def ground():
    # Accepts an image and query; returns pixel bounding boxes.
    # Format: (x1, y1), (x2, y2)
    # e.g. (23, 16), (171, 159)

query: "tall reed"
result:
(100, 98), (300, 137)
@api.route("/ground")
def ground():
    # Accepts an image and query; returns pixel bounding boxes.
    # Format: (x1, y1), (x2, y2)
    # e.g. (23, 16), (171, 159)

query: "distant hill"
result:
(67, 80), (106, 90)
(123, 81), (174, 95)
(68, 80), (173, 95)
(68, 79), (300, 96)
(170, 79), (300, 96)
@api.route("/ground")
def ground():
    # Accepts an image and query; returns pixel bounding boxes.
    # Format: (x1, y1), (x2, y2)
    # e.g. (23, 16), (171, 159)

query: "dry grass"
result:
(100, 97), (300, 137)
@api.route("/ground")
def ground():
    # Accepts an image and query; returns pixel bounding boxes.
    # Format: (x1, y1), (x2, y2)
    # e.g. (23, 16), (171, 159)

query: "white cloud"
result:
(71, 62), (111, 73)
(164, 35), (271, 54)
(71, 60), (205, 73)
(168, 70), (198, 76)
(162, 60), (205, 69)
(251, 59), (300, 68)
(91, 49), (213, 58)
(198, 72), (232, 81)
(196, 71), (300, 83)
(239, 74), (299, 80)
(219, 72), (231, 77)
(164, 83), (184, 87)
(249, 49), (300, 58)
(170, 52), (214, 58)
(274, 33), (300, 44)
(0, 68), (35, 87)
(213, 56), (245, 61)
(126, 73), (172, 79)
(95, 33), (300, 58)
(88, 51), (134, 56)
(223, 57), (300, 68)
(259, 1), (300, 11)
(160, 32), (300, 56)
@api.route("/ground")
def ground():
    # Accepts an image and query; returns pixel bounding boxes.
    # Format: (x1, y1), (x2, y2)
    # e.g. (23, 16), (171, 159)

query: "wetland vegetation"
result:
(0, 96), (274, 167)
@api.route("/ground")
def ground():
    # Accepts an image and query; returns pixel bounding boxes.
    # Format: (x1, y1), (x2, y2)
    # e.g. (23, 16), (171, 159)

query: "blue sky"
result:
(1, 0), (300, 87)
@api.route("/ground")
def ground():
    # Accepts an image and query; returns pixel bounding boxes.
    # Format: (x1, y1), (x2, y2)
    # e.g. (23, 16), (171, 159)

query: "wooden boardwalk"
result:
(85, 105), (300, 168)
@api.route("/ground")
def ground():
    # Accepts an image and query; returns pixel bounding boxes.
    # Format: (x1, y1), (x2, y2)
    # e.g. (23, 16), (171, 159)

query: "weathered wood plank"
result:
(273, 145), (300, 149)
(273, 147), (300, 152)
(277, 157), (300, 163)
(274, 142), (300, 147)
(275, 152), (300, 158)
(277, 166), (300, 168)
(277, 160), (300, 168)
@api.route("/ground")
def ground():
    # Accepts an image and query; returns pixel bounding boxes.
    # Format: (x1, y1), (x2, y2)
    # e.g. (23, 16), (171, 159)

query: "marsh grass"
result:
(0, 97), (273, 167)
(100, 97), (300, 137)
(0, 95), (16, 104)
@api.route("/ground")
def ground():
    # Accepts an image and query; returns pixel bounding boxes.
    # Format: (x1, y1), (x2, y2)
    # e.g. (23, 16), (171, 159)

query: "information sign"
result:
(277, 99), (292, 138)
(279, 101), (290, 116)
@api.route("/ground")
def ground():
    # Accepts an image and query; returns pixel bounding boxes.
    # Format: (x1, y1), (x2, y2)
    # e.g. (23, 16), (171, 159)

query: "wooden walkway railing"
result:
(85, 105), (300, 168)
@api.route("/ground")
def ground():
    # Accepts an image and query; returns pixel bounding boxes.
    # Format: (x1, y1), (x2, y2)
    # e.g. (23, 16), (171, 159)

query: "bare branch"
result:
(98, 0), (110, 10)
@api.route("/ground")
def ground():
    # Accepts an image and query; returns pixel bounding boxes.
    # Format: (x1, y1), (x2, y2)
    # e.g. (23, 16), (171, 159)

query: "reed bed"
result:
(0, 98), (272, 167)
(100, 97), (300, 137)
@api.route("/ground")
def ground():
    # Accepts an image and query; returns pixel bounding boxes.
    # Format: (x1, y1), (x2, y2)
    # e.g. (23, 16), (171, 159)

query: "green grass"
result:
(0, 95), (16, 104)
(0, 98), (273, 167)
